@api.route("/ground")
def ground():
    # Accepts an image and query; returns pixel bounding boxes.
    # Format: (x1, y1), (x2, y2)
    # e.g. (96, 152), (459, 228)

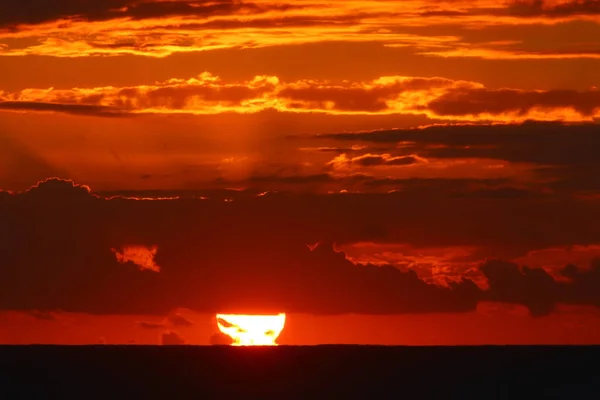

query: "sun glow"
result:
(216, 313), (286, 346)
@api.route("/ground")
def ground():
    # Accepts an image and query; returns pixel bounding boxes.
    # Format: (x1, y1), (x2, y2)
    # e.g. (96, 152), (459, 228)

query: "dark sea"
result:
(0, 345), (599, 399)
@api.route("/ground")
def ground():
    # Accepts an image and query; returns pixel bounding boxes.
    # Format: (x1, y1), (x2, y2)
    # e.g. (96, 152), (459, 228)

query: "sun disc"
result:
(216, 313), (286, 346)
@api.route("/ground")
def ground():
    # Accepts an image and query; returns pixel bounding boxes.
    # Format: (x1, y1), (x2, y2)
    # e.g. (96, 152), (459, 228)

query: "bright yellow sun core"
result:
(216, 313), (286, 346)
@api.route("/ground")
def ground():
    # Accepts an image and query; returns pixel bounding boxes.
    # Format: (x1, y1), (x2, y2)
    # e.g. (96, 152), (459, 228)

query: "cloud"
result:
(166, 313), (194, 327)
(340, 242), (483, 287)
(160, 330), (185, 345)
(219, 174), (529, 197)
(0, 1), (456, 57)
(480, 258), (600, 316)
(2, 74), (599, 122)
(0, 101), (128, 117)
(0, 181), (169, 315)
(277, 76), (477, 113)
(480, 260), (559, 317)
(514, 244), (600, 273)
(0, 178), (479, 316)
(311, 121), (600, 193)
(0, 0), (133, 27)
(505, 0), (600, 18)
(2, 178), (600, 318)
(0, 0), (301, 28)
(419, 47), (600, 60)
(137, 321), (165, 329)
(209, 332), (234, 345)
(2, 1), (600, 59)
(313, 121), (599, 164)
(136, 312), (194, 329)
(327, 154), (427, 169)
(113, 245), (161, 272)
(299, 146), (367, 154)
(424, 88), (600, 118)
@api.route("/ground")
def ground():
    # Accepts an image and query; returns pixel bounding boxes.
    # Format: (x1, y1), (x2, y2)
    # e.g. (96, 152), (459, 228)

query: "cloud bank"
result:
(2, 178), (600, 317)
(2, 74), (599, 122)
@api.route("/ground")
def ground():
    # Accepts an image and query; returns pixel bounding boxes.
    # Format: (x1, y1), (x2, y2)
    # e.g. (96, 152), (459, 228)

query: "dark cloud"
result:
(160, 330), (185, 345)
(313, 121), (600, 165)
(419, 10), (471, 17)
(298, 146), (366, 154)
(311, 121), (600, 193)
(209, 332), (234, 345)
(137, 313), (194, 329)
(218, 171), (520, 195)
(137, 321), (165, 329)
(2, 178), (600, 318)
(0, 101), (128, 117)
(505, 0), (600, 17)
(481, 260), (559, 317)
(0, 0), (133, 27)
(425, 88), (600, 117)
(480, 258), (600, 316)
(166, 314), (194, 327)
(166, 13), (359, 31)
(560, 259), (600, 308)
(2, 0), (598, 31)
(0, 178), (477, 316)
(364, 155), (420, 166)
(216, 317), (235, 329)
(0, 181), (168, 315)
(0, 0), (303, 28)
(421, 1), (600, 20)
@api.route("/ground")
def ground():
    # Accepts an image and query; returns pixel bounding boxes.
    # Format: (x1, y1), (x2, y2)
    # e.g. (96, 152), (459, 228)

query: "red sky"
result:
(2, 0), (600, 345)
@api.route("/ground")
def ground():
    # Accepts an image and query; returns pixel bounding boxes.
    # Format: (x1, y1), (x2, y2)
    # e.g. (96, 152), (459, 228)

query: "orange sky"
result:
(2, 0), (600, 345)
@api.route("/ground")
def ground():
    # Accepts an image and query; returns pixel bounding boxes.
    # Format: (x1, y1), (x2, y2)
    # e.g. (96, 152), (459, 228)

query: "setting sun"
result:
(216, 313), (286, 346)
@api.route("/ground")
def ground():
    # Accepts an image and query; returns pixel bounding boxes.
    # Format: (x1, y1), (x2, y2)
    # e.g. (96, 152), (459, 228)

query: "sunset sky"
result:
(2, 0), (600, 345)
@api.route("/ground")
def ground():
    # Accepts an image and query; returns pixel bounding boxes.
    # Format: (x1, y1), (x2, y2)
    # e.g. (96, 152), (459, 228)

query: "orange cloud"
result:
(340, 242), (483, 287)
(419, 47), (600, 60)
(513, 244), (600, 277)
(2, 1), (600, 58)
(327, 153), (428, 170)
(3, 72), (599, 122)
(113, 245), (161, 272)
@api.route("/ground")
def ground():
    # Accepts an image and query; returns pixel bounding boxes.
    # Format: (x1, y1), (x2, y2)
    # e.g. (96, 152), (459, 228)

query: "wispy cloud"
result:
(2, 1), (600, 58)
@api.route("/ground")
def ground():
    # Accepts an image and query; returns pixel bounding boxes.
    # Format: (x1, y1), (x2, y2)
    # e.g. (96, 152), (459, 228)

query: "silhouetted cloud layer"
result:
(161, 330), (185, 345)
(481, 259), (600, 317)
(311, 121), (600, 193)
(2, 178), (600, 317)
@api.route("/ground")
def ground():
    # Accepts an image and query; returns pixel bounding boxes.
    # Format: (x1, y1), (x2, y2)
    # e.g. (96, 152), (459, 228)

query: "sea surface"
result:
(1, 345), (599, 399)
